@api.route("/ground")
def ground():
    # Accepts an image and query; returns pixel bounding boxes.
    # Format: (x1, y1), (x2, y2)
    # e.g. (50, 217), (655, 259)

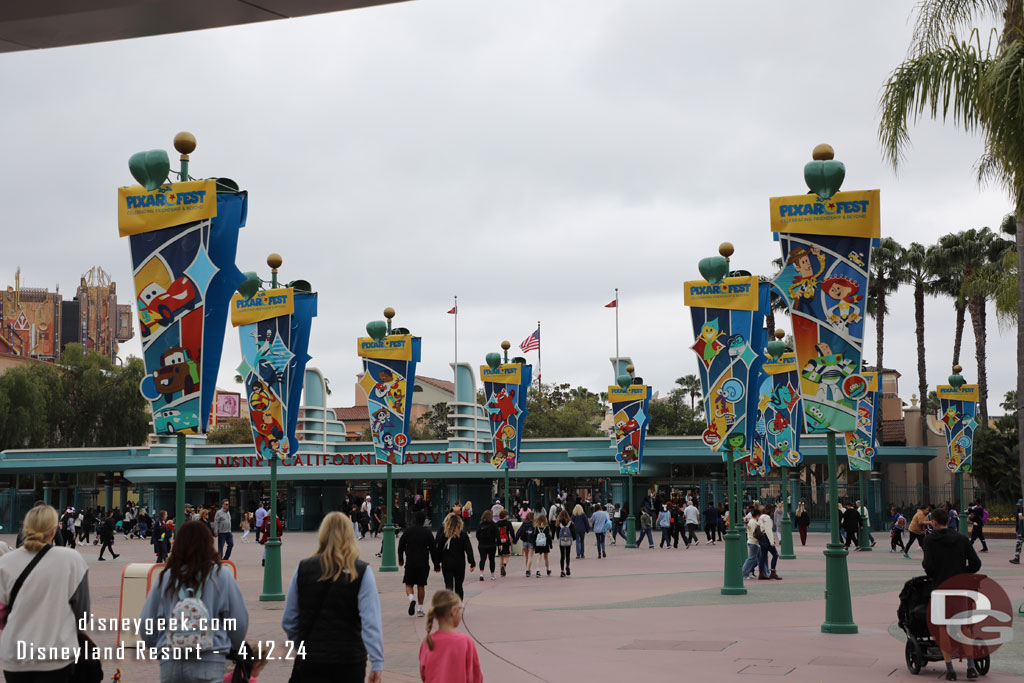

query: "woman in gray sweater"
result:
(140, 520), (249, 683)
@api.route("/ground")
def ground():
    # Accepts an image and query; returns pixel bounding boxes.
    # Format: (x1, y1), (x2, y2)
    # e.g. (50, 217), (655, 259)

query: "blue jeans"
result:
(160, 658), (224, 683)
(218, 532), (233, 560)
(640, 527), (654, 546)
(575, 534), (585, 556)
(595, 532), (606, 555)
(741, 543), (761, 577)
(758, 542), (778, 575)
(611, 522), (627, 542)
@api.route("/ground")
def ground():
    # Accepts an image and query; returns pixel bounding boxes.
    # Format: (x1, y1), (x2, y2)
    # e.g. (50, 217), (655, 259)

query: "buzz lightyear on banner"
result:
(360, 359), (410, 465)
(772, 232), (872, 434)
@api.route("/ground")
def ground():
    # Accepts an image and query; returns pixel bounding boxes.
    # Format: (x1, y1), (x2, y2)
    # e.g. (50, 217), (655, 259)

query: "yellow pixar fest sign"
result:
(937, 384), (980, 402)
(230, 288), (294, 327)
(607, 385), (648, 404)
(357, 333), (415, 361)
(769, 189), (881, 238)
(117, 179), (218, 236)
(683, 275), (760, 311)
(761, 352), (798, 376)
(480, 364), (522, 385)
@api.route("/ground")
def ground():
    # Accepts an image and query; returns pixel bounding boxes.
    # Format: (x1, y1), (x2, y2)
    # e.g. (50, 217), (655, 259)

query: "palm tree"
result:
(867, 237), (904, 373)
(675, 374), (702, 413)
(931, 228), (1012, 425)
(930, 256), (969, 366)
(878, 0), (1024, 497)
(903, 242), (936, 449)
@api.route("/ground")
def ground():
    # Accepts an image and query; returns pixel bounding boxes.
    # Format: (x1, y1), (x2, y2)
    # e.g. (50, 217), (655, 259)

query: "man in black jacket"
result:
(397, 511), (435, 617)
(841, 502), (861, 550)
(922, 507), (982, 680)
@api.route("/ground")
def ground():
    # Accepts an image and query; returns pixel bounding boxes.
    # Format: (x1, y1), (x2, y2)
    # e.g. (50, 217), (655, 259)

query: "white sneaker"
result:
(490, 575), (496, 580)
(417, 607), (425, 617)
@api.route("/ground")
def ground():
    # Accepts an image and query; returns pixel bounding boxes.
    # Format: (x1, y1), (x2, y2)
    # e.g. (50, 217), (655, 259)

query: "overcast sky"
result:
(0, 1), (1015, 413)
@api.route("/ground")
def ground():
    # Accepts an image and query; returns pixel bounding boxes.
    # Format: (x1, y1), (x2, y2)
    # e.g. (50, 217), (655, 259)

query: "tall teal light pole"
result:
(173, 132), (195, 537)
(259, 253), (285, 601)
(378, 307), (400, 573)
(821, 430), (857, 632)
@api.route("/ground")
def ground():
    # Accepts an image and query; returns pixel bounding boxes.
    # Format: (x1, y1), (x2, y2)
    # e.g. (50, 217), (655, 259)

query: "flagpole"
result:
(614, 288), (619, 362)
(537, 320), (542, 386)
(453, 294), (458, 417)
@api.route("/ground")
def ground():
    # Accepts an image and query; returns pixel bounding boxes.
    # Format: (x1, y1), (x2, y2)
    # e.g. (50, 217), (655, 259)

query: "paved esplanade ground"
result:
(6, 532), (1021, 682)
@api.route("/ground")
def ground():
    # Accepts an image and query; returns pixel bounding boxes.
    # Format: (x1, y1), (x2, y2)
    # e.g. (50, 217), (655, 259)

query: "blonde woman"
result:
(240, 510), (252, 543)
(433, 513), (476, 599)
(283, 511), (384, 682)
(796, 502), (811, 546)
(419, 590), (483, 683)
(0, 504), (90, 679)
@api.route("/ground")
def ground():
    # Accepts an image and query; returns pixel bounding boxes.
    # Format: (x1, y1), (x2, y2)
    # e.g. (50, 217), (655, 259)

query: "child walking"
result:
(496, 508), (515, 577)
(554, 510), (577, 577)
(514, 511), (536, 577)
(419, 590), (483, 683)
(240, 511), (252, 543)
(533, 514), (552, 577)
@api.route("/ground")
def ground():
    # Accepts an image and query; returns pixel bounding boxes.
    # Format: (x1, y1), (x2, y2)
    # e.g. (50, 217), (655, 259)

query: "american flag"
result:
(520, 328), (540, 353)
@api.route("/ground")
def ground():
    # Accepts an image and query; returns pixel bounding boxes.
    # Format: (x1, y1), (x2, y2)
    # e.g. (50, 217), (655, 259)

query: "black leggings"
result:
(971, 526), (987, 547)
(98, 540), (115, 558)
(891, 530), (905, 551)
(559, 546), (571, 572)
(704, 524), (716, 541)
(480, 547), (496, 573)
(904, 531), (923, 553)
(4, 664), (73, 683)
(442, 566), (466, 599)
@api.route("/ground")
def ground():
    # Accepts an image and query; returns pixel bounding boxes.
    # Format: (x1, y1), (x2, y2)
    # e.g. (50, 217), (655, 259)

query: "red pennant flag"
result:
(604, 299), (617, 308)
(447, 306), (457, 314)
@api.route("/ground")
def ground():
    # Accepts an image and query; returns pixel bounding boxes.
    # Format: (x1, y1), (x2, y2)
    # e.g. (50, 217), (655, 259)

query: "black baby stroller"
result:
(897, 576), (990, 675)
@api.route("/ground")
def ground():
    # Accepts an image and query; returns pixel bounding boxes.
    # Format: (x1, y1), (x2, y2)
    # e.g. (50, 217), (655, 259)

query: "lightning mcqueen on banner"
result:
(118, 180), (246, 435)
(480, 362), (532, 469)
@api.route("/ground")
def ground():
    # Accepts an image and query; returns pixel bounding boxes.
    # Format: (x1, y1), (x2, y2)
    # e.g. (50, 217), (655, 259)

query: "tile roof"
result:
(417, 376), (455, 393)
(334, 406), (369, 421)
(879, 419), (906, 446)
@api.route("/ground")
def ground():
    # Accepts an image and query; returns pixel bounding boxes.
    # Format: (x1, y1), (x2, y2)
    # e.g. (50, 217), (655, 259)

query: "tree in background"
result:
(972, 392), (1020, 500)
(879, 0), (1024, 505)
(649, 383), (705, 436)
(524, 383), (603, 438)
(904, 242), (937, 449)
(206, 417), (254, 444)
(675, 374), (703, 414)
(866, 237), (904, 373)
(413, 402), (451, 440)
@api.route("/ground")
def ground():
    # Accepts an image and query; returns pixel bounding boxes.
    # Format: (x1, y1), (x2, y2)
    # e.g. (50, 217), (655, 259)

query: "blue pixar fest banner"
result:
(357, 333), (422, 465)
(608, 383), (652, 475)
(685, 275), (769, 462)
(231, 287), (317, 461)
(752, 352), (804, 476)
(118, 179), (246, 435)
(843, 371), (880, 472)
(936, 381), (980, 474)
(770, 189), (880, 435)
(480, 362), (532, 469)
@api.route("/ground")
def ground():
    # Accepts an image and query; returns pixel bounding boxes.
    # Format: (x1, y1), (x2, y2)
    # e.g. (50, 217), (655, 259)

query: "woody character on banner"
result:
(753, 331), (805, 476)
(231, 277), (317, 461)
(608, 366), (652, 475)
(937, 366), (980, 475)
(480, 341), (531, 470)
(684, 245), (769, 464)
(117, 135), (246, 435)
(357, 308), (421, 465)
(843, 371), (880, 472)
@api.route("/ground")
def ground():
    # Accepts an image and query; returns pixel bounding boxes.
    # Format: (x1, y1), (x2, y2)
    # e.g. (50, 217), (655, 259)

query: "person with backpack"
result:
(968, 500), (989, 552)
(475, 510), (498, 582)
(514, 511), (536, 576)
(532, 514), (553, 577)
(890, 507), (907, 552)
(419, 590), (483, 683)
(495, 508), (515, 577)
(434, 513), (476, 599)
(570, 504), (589, 559)
(609, 504), (624, 545)
(757, 505), (782, 580)
(282, 511), (384, 683)
(399, 510), (437, 616)
(98, 510), (119, 560)
(59, 507), (77, 549)
(0, 505), (91, 681)
(140, 520), (249, 683)
(553, 510), (577, 576)
(589, 504), (609, 559)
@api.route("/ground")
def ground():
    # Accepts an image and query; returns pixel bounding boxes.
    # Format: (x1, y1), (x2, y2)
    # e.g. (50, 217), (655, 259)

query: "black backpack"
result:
(897, 576), (933, 638)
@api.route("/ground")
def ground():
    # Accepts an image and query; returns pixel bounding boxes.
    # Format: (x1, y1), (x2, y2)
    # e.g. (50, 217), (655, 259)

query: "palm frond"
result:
(912, 0), (1002, 53)
(879, 35), (992, 170)
(977, 39), (1024, 212)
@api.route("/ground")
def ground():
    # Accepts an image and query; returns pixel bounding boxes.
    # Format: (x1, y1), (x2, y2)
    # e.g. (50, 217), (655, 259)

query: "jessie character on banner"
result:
(823, 275), (863, 329)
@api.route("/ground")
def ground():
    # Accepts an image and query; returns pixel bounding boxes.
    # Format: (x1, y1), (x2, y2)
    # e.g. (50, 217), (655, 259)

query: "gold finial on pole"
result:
(719, 242), (734, 263)
(812, 143), (835, 160)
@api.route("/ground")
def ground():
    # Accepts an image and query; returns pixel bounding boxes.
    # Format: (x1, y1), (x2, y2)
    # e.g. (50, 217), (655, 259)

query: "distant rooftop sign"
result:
(0, 0), (412, 53)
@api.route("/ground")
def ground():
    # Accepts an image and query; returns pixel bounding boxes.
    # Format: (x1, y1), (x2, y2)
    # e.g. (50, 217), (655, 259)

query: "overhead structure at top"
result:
(0, 1), (413, 53)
